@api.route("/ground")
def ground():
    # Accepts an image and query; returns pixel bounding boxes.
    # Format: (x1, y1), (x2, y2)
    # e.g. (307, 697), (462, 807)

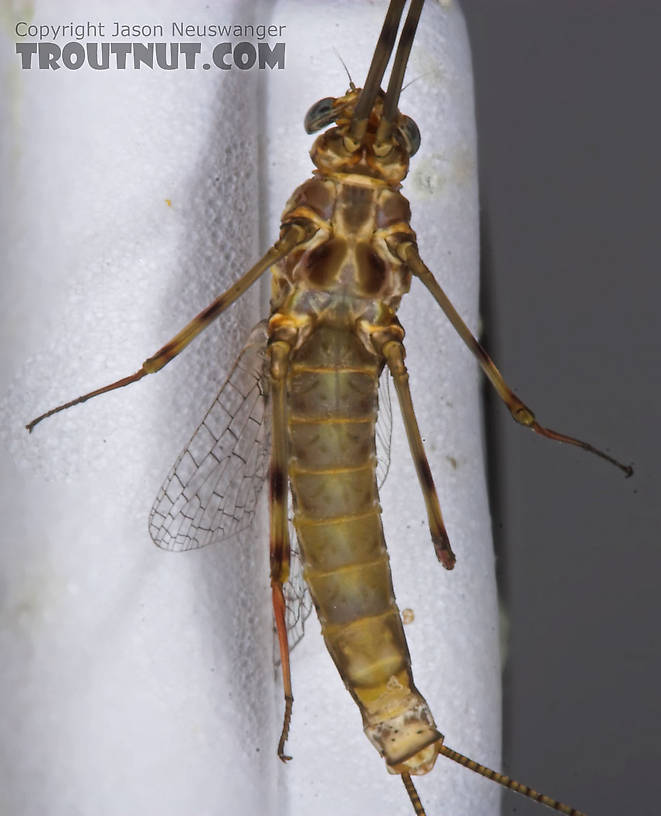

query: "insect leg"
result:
(268, 337), (294, 762)
(393, 239), (633, 477)
(25, 223), (314, 432)
(377, 331), (456, 570)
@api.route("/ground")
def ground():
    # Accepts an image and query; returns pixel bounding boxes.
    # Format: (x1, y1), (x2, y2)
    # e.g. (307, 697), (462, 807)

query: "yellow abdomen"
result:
(287, 325), (442, 773)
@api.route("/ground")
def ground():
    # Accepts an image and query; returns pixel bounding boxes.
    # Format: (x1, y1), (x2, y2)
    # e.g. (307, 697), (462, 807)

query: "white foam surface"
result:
(0, 2), (499, 815)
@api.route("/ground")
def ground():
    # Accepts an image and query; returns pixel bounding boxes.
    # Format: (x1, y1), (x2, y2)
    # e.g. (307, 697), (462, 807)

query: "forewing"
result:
(375, 368), (392, 489)
(149, 321), (270, 551)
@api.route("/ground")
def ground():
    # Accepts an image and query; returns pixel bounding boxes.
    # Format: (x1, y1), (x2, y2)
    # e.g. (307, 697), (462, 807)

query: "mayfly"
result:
(26, 1), (632, 815)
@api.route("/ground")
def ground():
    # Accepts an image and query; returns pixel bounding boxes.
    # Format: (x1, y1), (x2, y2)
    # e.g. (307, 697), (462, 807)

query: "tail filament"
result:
(439, 743), (587, 816)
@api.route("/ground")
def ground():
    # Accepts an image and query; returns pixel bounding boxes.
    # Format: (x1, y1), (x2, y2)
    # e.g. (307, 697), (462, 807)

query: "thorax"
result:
(271, 173), (415, 333)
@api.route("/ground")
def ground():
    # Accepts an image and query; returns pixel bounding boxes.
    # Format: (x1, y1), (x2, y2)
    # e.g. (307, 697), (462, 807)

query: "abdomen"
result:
(287, 325), (442, 773)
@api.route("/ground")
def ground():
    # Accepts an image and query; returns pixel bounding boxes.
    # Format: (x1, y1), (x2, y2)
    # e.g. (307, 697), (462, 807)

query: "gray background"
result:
(458, 1), (660, 814)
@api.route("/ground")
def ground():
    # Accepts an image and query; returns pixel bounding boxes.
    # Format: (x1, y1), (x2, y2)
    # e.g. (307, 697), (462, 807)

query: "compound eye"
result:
(397, 115), (421, 156)
(304, 97), (337, 134)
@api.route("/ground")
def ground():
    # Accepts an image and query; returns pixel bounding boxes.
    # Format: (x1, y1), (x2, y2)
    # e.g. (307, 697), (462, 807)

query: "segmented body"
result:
(269, 159), (441, 773)
(24, 2), (622, 811)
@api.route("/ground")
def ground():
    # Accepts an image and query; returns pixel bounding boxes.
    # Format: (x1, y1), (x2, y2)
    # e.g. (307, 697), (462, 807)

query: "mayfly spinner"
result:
(27, 1), (631, 814)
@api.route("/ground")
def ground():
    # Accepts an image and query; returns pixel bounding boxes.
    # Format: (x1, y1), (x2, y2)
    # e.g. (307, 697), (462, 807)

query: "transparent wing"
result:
(148, 321), (381, 653)
(375, 368), (392, 489)
(282, 516), (314, 655)
(149, 321), (270, 552)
